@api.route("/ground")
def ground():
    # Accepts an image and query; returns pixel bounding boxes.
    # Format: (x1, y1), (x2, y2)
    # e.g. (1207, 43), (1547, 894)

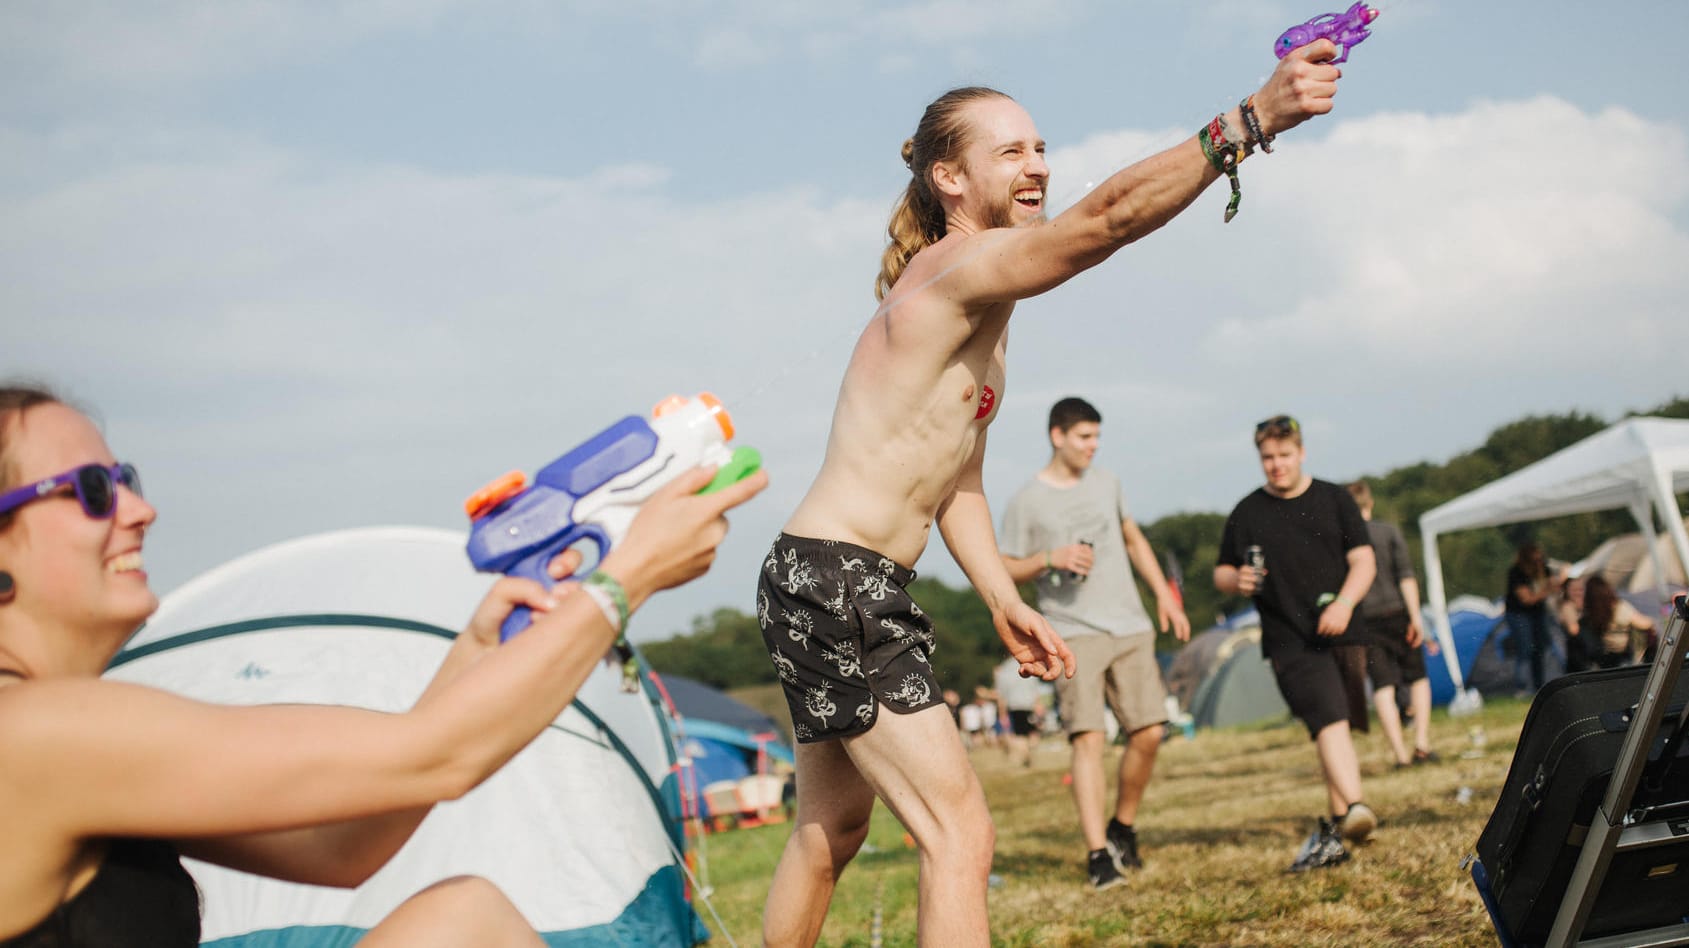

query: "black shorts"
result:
(1007, 709), (1038, 737)
(757, 533), (943, 743)
(1270, 641), (1370, 740)
(1364, 612), (1426, 691)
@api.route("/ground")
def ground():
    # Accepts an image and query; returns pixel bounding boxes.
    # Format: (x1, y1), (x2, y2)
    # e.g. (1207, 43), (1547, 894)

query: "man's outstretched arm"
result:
(953, 41), (1345, 306)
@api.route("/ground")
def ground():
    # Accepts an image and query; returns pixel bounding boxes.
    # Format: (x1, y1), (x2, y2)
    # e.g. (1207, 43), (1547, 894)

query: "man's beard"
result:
(984, 193), (1045, 229)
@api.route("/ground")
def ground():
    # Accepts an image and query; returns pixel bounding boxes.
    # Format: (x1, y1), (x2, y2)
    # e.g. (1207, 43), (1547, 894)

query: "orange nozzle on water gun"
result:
(652, 391), (733, 442)
(464, 470), (528, 520)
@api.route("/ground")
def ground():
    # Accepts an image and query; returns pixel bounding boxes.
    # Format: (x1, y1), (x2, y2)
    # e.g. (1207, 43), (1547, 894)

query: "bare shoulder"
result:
(887, 229), (1028, 319)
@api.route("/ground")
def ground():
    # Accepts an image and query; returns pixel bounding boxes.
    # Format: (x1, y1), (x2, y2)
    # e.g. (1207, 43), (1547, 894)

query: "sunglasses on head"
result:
(1255, 415), (1300, 435)
(0, 463), (142, 520)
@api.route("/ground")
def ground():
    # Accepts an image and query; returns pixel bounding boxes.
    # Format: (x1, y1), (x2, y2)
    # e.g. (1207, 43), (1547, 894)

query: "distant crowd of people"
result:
(1509, 540), (1658, 684)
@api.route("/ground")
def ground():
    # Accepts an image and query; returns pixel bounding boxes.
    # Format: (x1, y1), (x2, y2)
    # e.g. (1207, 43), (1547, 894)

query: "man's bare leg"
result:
(842, 704), (995, 947)
(1003, 731), (1030, 767)
(1114, 725), (1160, 826)
(1409, 678), (1434, 754)
(1313, 721), (1363, 816)
(1068, 730), (1109, 850)
(763, 739), (877, 948)
(1371, 684), (1411, 765)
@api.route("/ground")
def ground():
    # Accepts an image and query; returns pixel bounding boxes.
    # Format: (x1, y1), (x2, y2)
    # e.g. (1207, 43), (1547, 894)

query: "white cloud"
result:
(1206, 97), (1688, 367)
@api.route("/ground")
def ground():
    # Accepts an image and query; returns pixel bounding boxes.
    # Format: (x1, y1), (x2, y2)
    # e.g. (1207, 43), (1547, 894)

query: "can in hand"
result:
(1072, 539), (1093, 584)
(1245, 545), (1265, 573)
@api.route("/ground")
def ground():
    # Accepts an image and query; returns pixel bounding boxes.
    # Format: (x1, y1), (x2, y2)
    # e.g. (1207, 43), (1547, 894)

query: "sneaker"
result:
(1287, 818), (1349, 872)
(1087, 849), (1127, 890)
(1105, 819), (1142, 871)
(1339, 802), (1377, 844)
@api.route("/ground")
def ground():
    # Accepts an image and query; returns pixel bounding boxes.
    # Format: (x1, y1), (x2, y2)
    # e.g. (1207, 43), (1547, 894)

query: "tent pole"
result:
(1421, 528), (1465, 691)
(1630, 495), (1668, 606)
(1652, 462), (1689, 612)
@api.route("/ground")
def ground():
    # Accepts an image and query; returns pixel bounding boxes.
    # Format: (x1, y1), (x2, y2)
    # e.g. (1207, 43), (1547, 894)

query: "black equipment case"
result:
(1471, 595), (1689, 947)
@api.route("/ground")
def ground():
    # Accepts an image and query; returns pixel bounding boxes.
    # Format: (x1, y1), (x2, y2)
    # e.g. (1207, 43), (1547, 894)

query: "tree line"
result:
(643, 396), (1689, 693)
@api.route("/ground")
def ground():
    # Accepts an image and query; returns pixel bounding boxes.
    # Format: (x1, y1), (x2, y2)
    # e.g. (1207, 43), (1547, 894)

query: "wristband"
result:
(1334, 594), (1356, 609)
(1044, 550), (1053, 572)
(1199, 118), (1244, 222)
(583, 570), (630, 634)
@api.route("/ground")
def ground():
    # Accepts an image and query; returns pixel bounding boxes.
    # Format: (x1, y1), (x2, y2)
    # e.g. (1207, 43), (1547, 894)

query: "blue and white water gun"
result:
(464, 393), (762, 642)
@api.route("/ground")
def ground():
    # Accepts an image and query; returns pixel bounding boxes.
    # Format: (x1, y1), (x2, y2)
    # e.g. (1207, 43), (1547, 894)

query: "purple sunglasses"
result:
(0, 462), (141, 520)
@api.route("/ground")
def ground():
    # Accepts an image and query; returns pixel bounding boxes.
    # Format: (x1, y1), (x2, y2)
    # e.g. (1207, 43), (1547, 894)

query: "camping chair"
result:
(700, 774), (791, 831)
(1471, 595), (1689, 947)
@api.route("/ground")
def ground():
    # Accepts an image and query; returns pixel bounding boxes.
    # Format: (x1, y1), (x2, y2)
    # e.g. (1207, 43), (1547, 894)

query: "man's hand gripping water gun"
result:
(464, 393), (762, 684)
(1274, 2), (1379, 64)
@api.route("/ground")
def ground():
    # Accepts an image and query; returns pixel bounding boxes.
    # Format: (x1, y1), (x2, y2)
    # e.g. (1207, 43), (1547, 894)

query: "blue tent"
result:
(659, 674), (795, 768)
(1426, 603), (1510, 706)
(655, 675), (794, 824)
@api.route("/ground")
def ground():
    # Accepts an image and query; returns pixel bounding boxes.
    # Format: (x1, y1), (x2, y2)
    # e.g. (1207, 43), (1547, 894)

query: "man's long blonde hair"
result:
(874, 86), (1011, 302)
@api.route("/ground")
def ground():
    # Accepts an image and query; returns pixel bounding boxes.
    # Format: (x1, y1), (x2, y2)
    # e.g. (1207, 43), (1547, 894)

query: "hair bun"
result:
(900, 138), (915, 170)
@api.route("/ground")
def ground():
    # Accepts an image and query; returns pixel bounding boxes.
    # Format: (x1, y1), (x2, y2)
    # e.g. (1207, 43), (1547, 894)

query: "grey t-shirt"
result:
(1361, 519), (1414, 617)
(1000, 466), (1154, 640)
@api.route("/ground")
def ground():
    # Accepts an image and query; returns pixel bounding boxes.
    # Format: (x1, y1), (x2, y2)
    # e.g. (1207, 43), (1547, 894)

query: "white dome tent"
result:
(104, 526), (706, 947)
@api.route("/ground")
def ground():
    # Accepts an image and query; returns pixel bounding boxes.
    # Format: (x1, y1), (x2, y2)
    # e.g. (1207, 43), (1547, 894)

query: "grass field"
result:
(686, 695), (1532, 947)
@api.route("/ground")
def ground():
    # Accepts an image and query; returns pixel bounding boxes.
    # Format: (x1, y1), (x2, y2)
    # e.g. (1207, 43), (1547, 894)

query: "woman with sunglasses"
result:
(0, 383), (767, 946)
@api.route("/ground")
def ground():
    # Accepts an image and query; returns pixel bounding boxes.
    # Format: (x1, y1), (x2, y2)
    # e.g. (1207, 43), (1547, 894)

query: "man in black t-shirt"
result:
(1214, 415), (1377, 872)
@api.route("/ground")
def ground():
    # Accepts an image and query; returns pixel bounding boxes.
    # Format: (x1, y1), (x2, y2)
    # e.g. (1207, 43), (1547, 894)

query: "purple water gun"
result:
(1274, 3), (1379, 65)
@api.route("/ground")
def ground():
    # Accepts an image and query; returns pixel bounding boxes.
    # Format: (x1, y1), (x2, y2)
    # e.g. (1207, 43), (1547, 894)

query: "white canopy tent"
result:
(1419, 417), (1689, 693)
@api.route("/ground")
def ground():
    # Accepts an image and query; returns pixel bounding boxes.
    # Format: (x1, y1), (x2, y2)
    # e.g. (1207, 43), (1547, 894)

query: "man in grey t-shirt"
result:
(999, 397), (1190, 891)
(1346, 480), (1437, 768)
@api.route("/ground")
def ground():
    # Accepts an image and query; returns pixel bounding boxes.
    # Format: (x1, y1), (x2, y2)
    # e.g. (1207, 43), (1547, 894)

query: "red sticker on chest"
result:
(975, 384), (996, 420)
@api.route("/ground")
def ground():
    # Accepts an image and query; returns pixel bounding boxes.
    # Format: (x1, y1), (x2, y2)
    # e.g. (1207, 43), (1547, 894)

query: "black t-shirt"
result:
(1504, 564), (1546, 617)
(1219, 478), (1373, 657)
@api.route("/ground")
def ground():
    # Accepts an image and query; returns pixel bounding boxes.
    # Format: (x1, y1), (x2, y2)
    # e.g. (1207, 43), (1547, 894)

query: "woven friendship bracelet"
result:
(1197, 125), (1225, 172)
(583, 570), (630, 634)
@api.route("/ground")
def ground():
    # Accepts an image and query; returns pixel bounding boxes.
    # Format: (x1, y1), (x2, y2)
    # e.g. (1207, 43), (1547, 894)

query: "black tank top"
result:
(2, 839), (200, 947)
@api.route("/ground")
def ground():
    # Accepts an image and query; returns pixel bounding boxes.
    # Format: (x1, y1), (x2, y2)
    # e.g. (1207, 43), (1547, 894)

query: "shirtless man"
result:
(758, 42), (1347, 945)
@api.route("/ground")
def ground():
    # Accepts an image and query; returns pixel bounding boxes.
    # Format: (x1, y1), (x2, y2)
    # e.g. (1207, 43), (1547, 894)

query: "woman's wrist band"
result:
(582, 571), (630, 634)
(1043, 551), (1053, 571)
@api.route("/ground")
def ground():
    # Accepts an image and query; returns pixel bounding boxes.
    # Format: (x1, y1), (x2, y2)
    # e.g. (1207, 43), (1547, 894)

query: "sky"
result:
(4, 0), (1687, 644)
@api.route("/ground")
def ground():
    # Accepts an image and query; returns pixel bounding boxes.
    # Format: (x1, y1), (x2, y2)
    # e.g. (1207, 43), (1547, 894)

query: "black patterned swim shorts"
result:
(757, 533), (944, 743)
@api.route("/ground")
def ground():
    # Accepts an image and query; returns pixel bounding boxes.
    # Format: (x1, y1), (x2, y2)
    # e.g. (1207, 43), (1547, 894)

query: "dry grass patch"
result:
(692, 697), (1530, 946)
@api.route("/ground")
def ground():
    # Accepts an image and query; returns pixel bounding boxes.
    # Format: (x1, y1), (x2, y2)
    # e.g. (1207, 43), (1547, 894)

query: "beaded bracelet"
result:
(1239, 96), (1274, 154)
